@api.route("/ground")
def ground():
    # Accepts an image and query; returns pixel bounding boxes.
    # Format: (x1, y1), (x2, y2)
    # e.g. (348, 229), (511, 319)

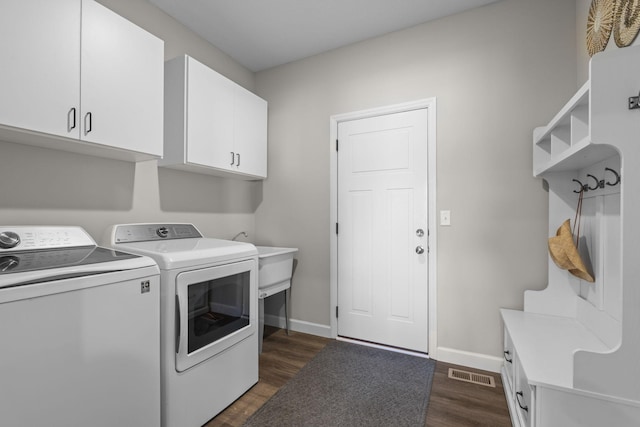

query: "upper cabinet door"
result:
(81, 0), (164, 157)
(161, 55), (268, 180)
(0, 0), (81, 139)
(185, 57), (234, 169)
(234, 85), (268, 178)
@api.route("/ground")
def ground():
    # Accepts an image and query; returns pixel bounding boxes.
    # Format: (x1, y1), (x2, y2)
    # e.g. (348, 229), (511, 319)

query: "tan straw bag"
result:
(548, 190), (595, 282)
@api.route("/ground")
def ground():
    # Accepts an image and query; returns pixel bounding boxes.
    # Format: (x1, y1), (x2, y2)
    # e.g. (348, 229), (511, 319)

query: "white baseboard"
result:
(436, 346), (503, 373)
(264, 314), (332, 338)
(263, 317), (501, 372)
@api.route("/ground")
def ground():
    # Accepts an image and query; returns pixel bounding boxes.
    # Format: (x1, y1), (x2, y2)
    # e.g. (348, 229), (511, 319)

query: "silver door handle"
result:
(415, 246), (424, 254)
(84, 112), (92, 135)
(67, 107), (76, 132)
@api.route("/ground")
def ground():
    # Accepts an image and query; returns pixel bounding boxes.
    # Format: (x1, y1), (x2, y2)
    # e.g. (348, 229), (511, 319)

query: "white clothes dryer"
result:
(104, 223), (259, 427)
(0, 226), (161, 427)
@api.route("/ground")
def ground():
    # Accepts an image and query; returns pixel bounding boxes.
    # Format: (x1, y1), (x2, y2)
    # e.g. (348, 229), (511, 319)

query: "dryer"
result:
(104, 223), (258, 427)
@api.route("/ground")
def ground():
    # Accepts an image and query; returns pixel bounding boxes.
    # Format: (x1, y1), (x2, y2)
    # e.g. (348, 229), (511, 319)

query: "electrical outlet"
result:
(440, 210), (451, 226)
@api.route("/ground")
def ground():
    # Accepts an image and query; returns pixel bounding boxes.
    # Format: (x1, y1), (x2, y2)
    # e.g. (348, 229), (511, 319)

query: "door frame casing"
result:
(329, 98), (437, 358)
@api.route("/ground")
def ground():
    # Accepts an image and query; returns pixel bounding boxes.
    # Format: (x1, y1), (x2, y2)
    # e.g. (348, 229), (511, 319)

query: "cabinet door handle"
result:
(516, 391), (528, 412)
(84, 112), (92, 135)
(504, 350), (513, 363)
(67, 107), (76, 132)
(236, 153), (241, 167)
(230, 151), (235, 166)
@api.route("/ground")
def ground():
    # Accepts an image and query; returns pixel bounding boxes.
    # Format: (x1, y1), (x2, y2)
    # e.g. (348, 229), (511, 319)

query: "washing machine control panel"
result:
(113, 224), (203, 243)
(0, 226), (96, 252)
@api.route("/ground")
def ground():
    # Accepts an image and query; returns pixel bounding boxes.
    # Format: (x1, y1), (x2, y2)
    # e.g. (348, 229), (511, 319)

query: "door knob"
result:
(415, 245), (425, 255)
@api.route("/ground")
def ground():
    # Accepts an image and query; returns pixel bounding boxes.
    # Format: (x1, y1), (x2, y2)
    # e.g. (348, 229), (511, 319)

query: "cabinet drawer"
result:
(515, 355), (534, 427)
(503, 328), (515, 391)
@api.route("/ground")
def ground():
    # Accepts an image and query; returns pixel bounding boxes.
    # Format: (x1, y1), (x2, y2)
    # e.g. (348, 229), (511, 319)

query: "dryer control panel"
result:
(112, 224), (203, 243)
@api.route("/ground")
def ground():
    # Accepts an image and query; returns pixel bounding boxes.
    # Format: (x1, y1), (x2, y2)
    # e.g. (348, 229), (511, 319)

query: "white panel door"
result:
(337, 108), (428, 353)
(81, 0), (164, 156)
(0, 0), (80, 138)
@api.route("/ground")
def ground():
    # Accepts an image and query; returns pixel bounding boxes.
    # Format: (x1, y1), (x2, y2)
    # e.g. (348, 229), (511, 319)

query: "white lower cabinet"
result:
(503, 328), (534, 427)
(513, 354), (533, 427)
(0, 0), (164, 161)
(503, 329), (515, 391)
(161, 55), (268, 180)
(502, 310), (640, 427)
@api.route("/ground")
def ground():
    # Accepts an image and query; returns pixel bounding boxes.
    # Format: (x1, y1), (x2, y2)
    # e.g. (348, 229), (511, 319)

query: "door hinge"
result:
(336, 222), (339, 234)
(336, 306), (339, 318)
(336, 139), (339, 151)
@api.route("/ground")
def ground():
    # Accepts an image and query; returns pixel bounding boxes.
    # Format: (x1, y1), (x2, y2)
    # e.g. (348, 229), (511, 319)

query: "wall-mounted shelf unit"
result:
(502, 45), (640, 427)
(532, 82), (618, 176)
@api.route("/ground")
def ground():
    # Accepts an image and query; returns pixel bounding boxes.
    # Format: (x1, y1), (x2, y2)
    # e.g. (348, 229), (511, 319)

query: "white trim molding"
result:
(329, 98), (438, 358)
(437, 347), (503, 373)
(264, 314), (333, 338)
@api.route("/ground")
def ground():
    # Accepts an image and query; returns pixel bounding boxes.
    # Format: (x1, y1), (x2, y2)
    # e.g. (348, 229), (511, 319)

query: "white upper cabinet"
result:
(184, 57), (235, 171)
(161, 55), (268, 180)
(234, 84), (268, 178)
(0, 0), (80, 139)
(0, 0), (164, 161)
(80, 0), (164, 157)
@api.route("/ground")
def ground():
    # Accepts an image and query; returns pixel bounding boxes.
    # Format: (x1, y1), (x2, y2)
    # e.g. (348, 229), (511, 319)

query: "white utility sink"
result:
(256, 246), (298, 298)
(255, 246), (298, 353)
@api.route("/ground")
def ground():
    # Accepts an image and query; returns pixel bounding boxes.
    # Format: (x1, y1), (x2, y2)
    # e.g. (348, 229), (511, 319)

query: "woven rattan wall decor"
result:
(613, 0), (640, 47)
(587, 0), (617, 56)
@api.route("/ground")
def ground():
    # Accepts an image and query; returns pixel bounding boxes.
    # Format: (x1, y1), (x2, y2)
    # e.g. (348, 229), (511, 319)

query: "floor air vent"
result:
(448, 368), (496, 387)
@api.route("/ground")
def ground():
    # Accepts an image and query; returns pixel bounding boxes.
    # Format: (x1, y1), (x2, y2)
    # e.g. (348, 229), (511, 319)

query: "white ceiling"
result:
(149, 0), (500, 72)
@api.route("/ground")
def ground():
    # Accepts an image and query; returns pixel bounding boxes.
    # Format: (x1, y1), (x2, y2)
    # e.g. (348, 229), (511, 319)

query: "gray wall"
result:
(0, 0), (585, 363)
(254, 0), (578, 359)
(0, 0), (260, 243)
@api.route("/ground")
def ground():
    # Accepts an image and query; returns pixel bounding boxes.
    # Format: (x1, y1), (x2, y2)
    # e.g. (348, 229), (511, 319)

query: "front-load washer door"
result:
(175, 259), (256, 372)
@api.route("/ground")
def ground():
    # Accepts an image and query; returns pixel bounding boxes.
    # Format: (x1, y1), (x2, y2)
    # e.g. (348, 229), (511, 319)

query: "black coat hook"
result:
(572, 179), (585, 193)
(586, 174), (602, 190)
(605, 167), (621, 186)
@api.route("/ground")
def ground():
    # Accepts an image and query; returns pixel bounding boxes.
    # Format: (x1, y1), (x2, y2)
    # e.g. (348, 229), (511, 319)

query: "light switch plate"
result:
(440, 210), (451, 226)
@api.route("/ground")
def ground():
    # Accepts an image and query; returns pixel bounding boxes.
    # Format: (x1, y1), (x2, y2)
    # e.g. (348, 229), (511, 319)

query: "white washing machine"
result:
(0, 226), (161, 427)
(104, 223), (259, 427)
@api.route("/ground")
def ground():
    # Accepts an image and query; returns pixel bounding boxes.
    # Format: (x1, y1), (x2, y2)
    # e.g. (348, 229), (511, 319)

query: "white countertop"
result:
(501, 309), (610, 390)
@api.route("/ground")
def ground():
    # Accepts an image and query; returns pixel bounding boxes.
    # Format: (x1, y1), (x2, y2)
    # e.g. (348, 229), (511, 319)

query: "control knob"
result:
(0, 231), (20, 249)
(0, 256), (19, 272)
(156, 227), (169, 238)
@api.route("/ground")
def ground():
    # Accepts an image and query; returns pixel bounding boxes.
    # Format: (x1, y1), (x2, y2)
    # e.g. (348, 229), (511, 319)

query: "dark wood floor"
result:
(205, 327), (511, 427)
